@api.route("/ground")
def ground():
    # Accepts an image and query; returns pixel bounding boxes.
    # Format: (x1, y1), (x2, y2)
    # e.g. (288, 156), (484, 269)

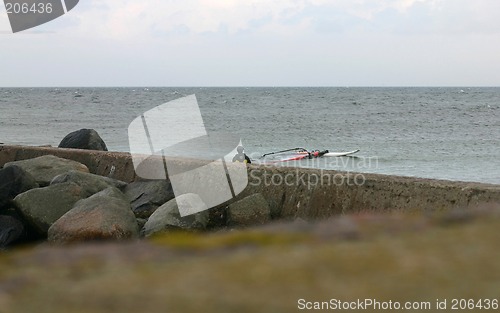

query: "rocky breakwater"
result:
(0, 155), (141, 247)
(0, 154), (274, 248)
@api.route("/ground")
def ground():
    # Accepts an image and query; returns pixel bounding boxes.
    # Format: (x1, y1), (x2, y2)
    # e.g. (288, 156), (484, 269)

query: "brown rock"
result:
(48, 187), (138, 244)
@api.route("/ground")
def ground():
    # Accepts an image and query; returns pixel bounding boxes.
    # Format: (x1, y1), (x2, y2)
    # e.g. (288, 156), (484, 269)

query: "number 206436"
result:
(5, 2), (53, 14)
(451, 299), (498, 310)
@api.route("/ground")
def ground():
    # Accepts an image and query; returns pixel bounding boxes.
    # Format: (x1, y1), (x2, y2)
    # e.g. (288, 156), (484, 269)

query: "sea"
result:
(0, 87), (499, 184)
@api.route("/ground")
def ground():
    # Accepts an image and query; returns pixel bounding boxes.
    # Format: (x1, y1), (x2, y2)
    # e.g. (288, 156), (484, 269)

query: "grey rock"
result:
(58, 128), (108, 151)
(143, 193), (209, 237)
(51, 170), (127, 194)
(4, 155), (89, 187)
(0, 215), (24, 248)
(124, 180), (175, 218)
(0, 165), (39, 210)
(136, 218), (147, 232)
(14, 182), (93, 235)
(227, 193), (271, 227)
(93, 186), (130, 202)
(48, 187), (138, 244)
(207, 205), (227, 229)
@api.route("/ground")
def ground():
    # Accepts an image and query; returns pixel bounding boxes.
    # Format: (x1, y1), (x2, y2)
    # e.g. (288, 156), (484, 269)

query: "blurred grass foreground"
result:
(1, 204), (500, 313)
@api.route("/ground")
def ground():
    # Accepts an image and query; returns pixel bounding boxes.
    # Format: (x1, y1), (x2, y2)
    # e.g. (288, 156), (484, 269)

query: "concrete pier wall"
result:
(241, 166), (500, 219)
(0, 145), (137, 182)
(1, 145), (499, 219)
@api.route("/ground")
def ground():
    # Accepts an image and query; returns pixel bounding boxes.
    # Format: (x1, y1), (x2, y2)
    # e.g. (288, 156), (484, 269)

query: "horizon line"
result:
(1, 85), (499, 88)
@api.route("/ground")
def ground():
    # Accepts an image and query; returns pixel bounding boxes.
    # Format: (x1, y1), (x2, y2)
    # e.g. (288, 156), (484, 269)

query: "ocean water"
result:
(0, 87), (499, 184)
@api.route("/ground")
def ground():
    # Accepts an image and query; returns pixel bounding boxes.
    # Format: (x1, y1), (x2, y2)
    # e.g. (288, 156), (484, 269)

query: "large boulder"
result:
(58, 129), (108, 151)
(0, 215), (25, 248)
(13, 182), (94, 235)
(124, 180), (175, 218)
(48, 187), (138, 244)
(227, 193), (271, 227)
(4, 155), (89, 187)
(0, 165), (39, 210)
(51, 170), (127, 194)
(143, 193), (209, 237)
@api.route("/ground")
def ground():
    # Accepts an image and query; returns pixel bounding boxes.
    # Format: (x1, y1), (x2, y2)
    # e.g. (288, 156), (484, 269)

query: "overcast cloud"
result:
(1, 0), (499, 86)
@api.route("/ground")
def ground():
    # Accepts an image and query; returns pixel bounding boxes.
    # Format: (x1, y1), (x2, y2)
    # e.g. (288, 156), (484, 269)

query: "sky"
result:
(1, 0), (500, 87)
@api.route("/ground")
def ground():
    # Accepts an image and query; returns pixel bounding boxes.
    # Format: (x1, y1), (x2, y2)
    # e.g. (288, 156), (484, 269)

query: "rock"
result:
(48, 187), (138, 244)
(0, 215), (24, 248)
(143, 193), (209, 237)
(124, 180), (175, 218)
(58, 129), (108, 151)
(227, 193), (271, 227)
(0, 165), (39, 210)
(51, 170), (127, 194)
(207, 205), (227, 229)
(136, 218), (147, 231)
(1, 207), (42, 242)
(13, 182), (93, 235)
(4, 155), (89, 187)
(268, 197), (283, 219)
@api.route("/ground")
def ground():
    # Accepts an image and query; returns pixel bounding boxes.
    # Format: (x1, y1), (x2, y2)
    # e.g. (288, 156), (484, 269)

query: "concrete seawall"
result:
(1, 145), (499, 219)
(242, 166), (500, 219)
(0, 145), (137, 182)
